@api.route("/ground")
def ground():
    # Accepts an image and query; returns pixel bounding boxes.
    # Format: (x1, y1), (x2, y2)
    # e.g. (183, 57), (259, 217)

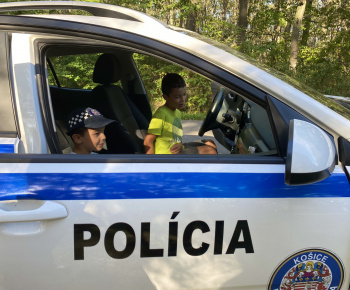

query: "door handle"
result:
(0, 201), (68, 223)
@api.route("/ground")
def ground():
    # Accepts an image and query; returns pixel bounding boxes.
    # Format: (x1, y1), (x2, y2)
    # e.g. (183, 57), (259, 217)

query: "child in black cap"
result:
(66, 107), (115, 154)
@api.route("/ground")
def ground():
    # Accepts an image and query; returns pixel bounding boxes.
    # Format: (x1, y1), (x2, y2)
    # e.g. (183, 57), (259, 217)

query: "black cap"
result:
(66, 107), (115, 135)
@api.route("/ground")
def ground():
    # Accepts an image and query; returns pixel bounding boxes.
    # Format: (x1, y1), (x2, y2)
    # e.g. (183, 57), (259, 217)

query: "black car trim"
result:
(0, 153), (284, 164)
(267, 95), (311, 157)
(287, 170), (333, 186)
(338, 137), (350, 182)
(264, 94), (281, 157)
(284, 119), (294, 185)
(35, 40), (62, 154)
(338, 137), (350, 166)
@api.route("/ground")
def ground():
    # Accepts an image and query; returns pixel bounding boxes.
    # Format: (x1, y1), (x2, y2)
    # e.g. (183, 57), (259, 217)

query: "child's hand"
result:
(170, 142), (183, 154)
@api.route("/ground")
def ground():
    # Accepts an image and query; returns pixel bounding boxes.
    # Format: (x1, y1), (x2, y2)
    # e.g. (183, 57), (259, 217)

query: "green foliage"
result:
(133, 53), (212, 114)
(296, 31), (350, 98)
(184, 71), (211, 113)
(181, 111), (206, 120)
(48, 54), (100, 89)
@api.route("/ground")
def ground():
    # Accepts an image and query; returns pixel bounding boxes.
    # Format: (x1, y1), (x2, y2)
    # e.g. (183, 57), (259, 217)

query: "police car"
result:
(0, 1), (349, 289)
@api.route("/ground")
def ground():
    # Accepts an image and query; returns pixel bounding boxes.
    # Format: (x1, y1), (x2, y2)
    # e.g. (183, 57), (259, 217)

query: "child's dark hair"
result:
(161, 73), (186, 96)
(69, 127), (87, 139)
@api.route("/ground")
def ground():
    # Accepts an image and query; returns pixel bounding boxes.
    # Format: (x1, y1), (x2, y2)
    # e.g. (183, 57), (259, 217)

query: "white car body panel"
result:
(0, 163), (349, 289)
(11, 33), (48, 154)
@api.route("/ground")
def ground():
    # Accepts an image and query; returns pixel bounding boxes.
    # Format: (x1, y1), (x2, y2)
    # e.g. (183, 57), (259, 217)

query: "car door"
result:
(1, 18), (350, 290)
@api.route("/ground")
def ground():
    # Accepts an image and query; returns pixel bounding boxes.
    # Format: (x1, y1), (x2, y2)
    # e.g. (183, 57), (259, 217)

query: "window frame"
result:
(37, 44), (282, 163)
(0, 32), (18, 139)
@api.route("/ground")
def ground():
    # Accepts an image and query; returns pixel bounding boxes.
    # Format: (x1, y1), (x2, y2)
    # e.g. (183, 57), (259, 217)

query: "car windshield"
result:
(175, 28), (350, 121)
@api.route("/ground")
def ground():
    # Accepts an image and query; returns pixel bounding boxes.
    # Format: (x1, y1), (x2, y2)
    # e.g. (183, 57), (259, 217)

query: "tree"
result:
(289, 0), (307, 73)
(300, 0), (313, 46)
(237, 0), (248, 45)
(185, 0), (199, 31)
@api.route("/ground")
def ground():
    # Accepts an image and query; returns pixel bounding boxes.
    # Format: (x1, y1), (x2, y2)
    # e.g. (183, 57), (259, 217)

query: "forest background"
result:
(3, 0), (350, 117)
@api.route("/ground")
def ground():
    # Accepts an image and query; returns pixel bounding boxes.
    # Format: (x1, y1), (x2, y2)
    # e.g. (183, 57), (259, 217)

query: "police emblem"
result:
(268, 248), (344, 290)
(89, 109), (101, 116)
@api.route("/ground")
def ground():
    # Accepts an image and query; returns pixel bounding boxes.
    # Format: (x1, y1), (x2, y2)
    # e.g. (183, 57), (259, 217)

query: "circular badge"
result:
(89, 109), (101, 116)
(268, 248), (344, 290)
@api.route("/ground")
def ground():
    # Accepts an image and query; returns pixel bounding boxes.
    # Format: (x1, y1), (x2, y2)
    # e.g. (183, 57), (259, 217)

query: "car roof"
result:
(1, 1), (350, 141)
(0, 1), (168, 27)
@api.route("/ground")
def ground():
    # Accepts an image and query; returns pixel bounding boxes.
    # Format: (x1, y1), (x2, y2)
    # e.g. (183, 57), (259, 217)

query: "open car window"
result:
(45, 46), (276, 157)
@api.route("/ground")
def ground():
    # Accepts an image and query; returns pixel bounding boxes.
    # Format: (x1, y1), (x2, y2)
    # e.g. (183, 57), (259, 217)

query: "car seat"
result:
(50, 86), (138, 154)
(92, 53), (149, 153)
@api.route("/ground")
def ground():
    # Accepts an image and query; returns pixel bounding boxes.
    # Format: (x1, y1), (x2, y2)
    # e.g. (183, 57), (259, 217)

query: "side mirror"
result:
(285, 119), (336, 185)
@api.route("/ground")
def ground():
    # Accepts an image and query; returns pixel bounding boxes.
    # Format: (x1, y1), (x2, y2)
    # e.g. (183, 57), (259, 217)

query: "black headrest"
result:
(93, 53), (122, 84)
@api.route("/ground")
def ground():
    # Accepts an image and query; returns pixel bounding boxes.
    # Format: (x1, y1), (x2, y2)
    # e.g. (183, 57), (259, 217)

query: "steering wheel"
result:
(198, 88), (225, 136)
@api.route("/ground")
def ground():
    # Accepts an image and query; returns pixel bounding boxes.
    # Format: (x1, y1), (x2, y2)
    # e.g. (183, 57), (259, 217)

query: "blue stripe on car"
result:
(0, 172), (348, 200)
(0, 144), (14, 153)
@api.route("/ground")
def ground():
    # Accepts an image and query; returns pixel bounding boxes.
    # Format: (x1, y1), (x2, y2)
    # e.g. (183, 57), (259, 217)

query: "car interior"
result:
(47, 46), (151, 154)
(203, 87), (277, 155)
(46, 46), (277, 156)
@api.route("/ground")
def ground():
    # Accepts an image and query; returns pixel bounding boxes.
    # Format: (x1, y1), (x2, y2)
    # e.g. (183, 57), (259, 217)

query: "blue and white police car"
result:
(0, 1), (349, 289)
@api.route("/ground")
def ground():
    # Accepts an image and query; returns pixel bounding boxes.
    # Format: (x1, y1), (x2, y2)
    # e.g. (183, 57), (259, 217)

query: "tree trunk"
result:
(300, 0), (313, 46)
(237, 0), (248, 45)
(273, 0), (282, 43)
(289, 0), (307, 73)
(186, 12), (197, 31)
(179, 7), (184, 28)
(185, 0), (198, 32)
(222, 0), (228, 21)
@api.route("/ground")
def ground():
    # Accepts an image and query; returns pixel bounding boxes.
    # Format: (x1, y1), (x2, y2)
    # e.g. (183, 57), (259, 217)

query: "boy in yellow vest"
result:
(144, 73), (217, 154)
